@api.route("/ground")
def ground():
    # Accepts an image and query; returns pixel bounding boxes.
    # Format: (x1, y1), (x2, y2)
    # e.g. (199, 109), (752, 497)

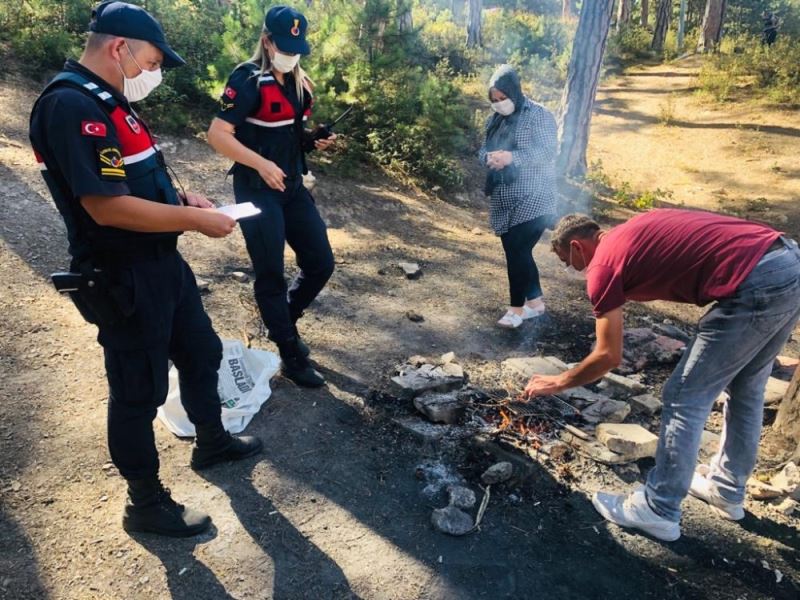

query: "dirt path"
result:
(590, 55), (800, 238)
(1, 69), (798, 600)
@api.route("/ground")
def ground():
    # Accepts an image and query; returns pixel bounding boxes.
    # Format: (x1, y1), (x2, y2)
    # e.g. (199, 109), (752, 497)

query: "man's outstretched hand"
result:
(523, 374), (566, 400)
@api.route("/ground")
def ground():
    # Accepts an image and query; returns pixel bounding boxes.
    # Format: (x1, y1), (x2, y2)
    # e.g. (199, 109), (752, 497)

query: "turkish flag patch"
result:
(224, 87), (237, 100)
(81, 121), (107, 137)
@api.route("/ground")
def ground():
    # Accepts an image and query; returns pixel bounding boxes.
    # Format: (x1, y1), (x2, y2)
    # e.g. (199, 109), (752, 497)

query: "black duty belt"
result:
(92, 237), (178, 267)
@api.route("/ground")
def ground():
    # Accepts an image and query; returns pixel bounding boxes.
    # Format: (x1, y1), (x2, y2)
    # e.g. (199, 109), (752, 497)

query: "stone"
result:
(447, 485), (477, 510)
(440, 362), (464, 378)
(230, 271), (249, 283)
(393, 417), (449, 443)
(195, 277), (210, 292)
(390, 364), (465, 400)
(431, 506), (473, 536)
(747, 478), (784, 501)
(398, 261), (422, 279)
(653, 323), (691, 343)
(470, 227), (483, 235)
(560, 387), (609, 408)
(771, 462), (800, 499)
(440, 352), (456, 364)
(774, 497), (798, 517)
(481, 462), (513, 485)
(582, 398), (631, 424)
(501, 356), (565, 380)
(406, 310), (425, 323)
(542, 355), (570, 371)
(596, 423), (658, 460)
(414, 392), (466, 425)
(713, 391), (730, 412)
(407, 355), (428, 367)
(630, 393), (662, 415)
(597, 372), (647, 397)
(577, 439), (630, 465)
(764, 377), (790, 406)
(698, 430), (721, 460)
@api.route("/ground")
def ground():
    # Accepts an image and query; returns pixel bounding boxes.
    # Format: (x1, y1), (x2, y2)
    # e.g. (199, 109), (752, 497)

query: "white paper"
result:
(218, 202), (261, 221)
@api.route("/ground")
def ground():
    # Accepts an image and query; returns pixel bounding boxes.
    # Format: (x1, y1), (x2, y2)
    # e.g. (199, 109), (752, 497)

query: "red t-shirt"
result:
(586, 209), (781, 317)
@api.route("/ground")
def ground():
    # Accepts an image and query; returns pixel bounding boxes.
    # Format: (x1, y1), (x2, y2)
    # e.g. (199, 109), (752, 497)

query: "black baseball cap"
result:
(89, 1), (185, 68)
(265, 6), (310, 56)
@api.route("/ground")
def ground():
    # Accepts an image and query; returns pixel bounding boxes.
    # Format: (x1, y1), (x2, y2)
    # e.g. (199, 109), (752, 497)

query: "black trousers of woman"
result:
(500, 216), (549, 307)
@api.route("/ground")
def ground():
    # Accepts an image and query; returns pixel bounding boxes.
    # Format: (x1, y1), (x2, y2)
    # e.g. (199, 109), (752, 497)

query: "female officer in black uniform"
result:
(208, 5), (335, 388)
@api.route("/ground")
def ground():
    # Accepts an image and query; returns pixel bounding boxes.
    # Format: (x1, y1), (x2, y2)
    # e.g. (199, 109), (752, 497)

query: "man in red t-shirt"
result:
(524, 209), (800, 541)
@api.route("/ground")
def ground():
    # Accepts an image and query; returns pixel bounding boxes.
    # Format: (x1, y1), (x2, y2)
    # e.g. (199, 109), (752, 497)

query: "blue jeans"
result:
(234, 176), (335, 344)
(500, 216), (549, 306)
(646, 238), (800, 522)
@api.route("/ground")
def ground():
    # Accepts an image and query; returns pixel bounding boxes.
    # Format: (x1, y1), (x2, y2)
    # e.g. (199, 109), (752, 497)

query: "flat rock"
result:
(195, 277), (210, 292)
(391, 364), (465, 400)
(431, 506), (473, 536)
(393, 417), (448, 443)
(413, 392), (466, 425)
(653, 323), (691, 343)
(596, 423), (658, 460)
(747, 477), (785, 501)
(771, 462), (800, 499)
(501, 356), (565, 380)
(440, 352), (456, 364)
(447, 485), (477, 510)
(774, 497), (798, 516)
(481, 462), (513, 485)
(398, 261), (422, 279)
(765, 377), (790, 406)
(559, 387), (609, 408)
(230, 271), (249, 283)
(597, 372), (647, 398)
(582, 398), (631, 424)
(713, 390), (730, 412)
(698, 430), (721, 460)
(630, 393), (662, 415)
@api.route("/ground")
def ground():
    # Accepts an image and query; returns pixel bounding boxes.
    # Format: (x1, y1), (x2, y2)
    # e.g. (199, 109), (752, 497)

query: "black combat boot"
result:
(190, 421), (263, 471)
(122, 478), (211, 537)
(278, 337), (325, 388)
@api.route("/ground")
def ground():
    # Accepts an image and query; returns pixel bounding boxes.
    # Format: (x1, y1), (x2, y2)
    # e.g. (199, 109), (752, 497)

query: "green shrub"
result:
(607, 24), (653, 61)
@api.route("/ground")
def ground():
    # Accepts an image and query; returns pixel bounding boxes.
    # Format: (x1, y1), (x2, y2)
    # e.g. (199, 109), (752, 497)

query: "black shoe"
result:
(278, 338), (325, 388)
(123, 478), (211, 538)
(191, 423), (263, 471)
(296, 334), (310, 358)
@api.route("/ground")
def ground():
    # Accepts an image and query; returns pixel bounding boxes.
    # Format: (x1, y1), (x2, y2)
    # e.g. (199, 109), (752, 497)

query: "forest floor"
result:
(0, 56), (798, 600)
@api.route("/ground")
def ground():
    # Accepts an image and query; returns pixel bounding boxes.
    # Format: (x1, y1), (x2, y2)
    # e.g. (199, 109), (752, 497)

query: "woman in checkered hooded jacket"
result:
(478, 64), (558, 329)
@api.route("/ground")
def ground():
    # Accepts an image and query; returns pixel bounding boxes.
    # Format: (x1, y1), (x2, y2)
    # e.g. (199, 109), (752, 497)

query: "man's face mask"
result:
(270, 47), (301, 73)
(564, 243), (587, 281)
(118, 42), (162, 102)
(491, 98), (515, 116)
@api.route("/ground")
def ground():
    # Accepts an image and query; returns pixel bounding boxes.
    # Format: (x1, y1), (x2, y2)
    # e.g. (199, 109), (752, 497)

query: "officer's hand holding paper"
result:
(217, 202), (261, 221)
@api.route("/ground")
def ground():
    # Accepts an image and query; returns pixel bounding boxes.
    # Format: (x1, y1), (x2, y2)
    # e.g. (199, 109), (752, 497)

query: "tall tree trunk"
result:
(697, 0), (727, 52)
(677, 0), (687, 48)
(641, 0), (650, 27)
(556, 0), (615, 179)
(617, 0), (632, 30)
(466, 0), (482, 48)
(651, 0), (671, 51)
(397, 0), (413, 33)
(775, 367), (800, 457)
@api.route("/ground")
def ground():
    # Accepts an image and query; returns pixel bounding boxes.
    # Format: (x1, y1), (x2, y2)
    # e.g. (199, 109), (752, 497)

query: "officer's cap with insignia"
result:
(265, 6), (310, 56)
(89, 1), (186, 68)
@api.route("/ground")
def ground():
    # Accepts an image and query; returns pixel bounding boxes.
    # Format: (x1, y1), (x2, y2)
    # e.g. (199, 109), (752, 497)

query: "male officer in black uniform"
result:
(29, 1), (262, 537)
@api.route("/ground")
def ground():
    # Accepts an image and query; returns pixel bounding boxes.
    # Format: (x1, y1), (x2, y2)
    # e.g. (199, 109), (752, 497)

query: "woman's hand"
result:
(486, 150), (513, 171)
(314, 132), (338, 151)
(258, 160), (287, 192)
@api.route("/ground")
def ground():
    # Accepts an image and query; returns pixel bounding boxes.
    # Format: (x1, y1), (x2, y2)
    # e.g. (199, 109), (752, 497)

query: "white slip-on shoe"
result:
(522, 303), (546, 319)
(497, 311), (524, 329)
(688, 464), (745, 521)
(592, 487), (681, 542)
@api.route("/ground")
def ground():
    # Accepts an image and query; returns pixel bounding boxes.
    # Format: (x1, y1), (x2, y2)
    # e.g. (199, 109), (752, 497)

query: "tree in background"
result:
(677, 0), (688, 47)
(775, 368), (800, 460)
(697, 0), (729, 50)
(556, 0), (615, 178)
(618, 0), (633, 30)
(651, 0), (672, 50)
(641, 0), (650, 25)
(466, 0), (482, 47)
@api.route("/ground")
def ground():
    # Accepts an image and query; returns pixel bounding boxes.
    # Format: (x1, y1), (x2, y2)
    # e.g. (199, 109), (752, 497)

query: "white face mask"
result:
(119, 43), (162, 102)
(564, 244), (587, 281)
(271, 51), (300, 74)
(491, 98), (515, 116)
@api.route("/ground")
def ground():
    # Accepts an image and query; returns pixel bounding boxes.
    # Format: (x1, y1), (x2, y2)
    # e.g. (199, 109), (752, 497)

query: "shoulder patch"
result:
(82, 121), (107, 137)
(224, 86), (237, 100)
(97, 146), (126, 179)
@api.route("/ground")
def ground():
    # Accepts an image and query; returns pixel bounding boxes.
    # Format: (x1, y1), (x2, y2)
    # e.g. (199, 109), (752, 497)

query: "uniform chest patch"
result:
(124, 114), (141, 134)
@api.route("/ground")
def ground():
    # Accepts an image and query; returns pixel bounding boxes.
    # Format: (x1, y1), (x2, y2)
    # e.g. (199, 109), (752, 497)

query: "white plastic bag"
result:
(157, 339), (280, 437)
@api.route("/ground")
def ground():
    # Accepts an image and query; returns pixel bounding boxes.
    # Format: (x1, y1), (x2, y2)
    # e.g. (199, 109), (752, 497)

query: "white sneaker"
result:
(522, 303), (546, 319)
(592, 487), (681, 542)
(688, 464), (745, 521)
(497, 311), (524, 329)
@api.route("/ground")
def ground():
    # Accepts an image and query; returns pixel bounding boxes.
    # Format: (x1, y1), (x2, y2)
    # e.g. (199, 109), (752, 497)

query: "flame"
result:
(498, 407), (513, 430)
